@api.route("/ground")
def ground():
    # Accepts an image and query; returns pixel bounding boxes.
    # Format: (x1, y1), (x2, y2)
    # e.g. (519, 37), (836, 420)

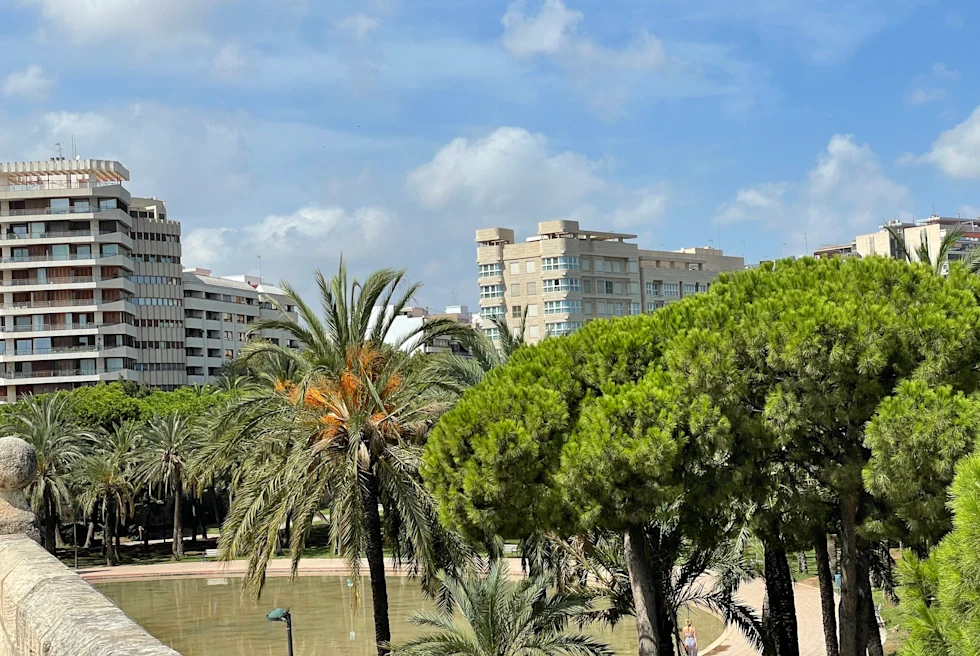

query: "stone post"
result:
(0, 436), (40, 542)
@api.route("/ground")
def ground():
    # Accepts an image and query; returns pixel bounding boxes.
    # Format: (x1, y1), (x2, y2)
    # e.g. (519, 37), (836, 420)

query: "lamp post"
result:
(267, 608), (294, 656)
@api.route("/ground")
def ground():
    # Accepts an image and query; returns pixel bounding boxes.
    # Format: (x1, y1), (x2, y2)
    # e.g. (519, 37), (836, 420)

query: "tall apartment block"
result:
(0, 158), (297, 401)
(476, 220), (744, 344)
(182, 269), (298, 386)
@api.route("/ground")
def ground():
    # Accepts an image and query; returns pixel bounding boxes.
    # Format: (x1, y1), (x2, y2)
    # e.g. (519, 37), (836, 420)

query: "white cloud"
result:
(212, 43), (248, 79)
(908, 88), (946, 105)
(912, 106), (980, 179)
(335, 14), (381, 42)
(21, 0), (221, 46)
(715, 135), (911, 249)
(2, 65), (54, 99)
(500, 0), (677, 117)
(932, 62), (957, 79)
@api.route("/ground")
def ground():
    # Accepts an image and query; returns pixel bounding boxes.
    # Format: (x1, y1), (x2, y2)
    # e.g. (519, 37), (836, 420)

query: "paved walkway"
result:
(82, 560), (848, 656)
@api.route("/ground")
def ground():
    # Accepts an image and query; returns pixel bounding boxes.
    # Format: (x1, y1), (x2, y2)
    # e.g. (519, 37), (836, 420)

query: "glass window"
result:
(480, 306), (505, 320)
(480, 285), (504, 299)
(479, 263), (503, 278)
(484, 327), (499, 341)
(73, 200), (90, 213)
(103, 358), (121, 372)
(663, 283), (680, 297)
(75, 245), (91, 258)
(51, 245), (69, 261)
(82, 359), (99, 374)
(646, 282), (660, 296)
(15, 339), (31, 355)
(50, 199), (69, 214)
(544, 300), (582, 315)
(543, 278), (581, 293)
(612, 260), (622, 273)
(545, 321), (584, 337)
(628, 260), (639, 274)
(684, 284), (696, 295)
(629, 282), (640, 295)
(630, 303), (641, 315)
(100, 244), (119, 257)
(581, 258), (591, 271)
(512, 305), (523, 318)
(542, 256), (580, 271)
(99, 198), (118, 211)
(525, 261), (536, 274)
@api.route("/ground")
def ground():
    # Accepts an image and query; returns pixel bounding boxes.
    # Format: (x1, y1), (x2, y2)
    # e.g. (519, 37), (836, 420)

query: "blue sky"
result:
(0, 0), (978, 308)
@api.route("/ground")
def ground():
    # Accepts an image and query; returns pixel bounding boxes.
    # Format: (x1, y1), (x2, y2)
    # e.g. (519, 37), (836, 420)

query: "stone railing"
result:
(0, 437), (180, 655)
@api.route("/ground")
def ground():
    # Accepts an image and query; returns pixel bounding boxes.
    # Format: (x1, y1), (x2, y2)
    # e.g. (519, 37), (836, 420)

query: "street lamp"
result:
(266, 608), (294, 656)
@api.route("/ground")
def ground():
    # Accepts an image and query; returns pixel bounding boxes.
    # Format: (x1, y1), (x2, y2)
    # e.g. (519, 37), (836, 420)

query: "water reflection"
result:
(97, 575), (723, 656)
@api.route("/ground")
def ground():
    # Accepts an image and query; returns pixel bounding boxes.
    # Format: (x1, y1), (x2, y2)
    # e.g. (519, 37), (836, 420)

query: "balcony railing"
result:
(3, 321), (132, 334)
(0, 298), (130, 310)
(0, 206), (122, 218)
(0, 253), (131, 264)
(2, 367), (128, 380)
(1, 275), (133, 287)
(10, 345), (102, 356)
(0, 179), (122, 193)
(2, 229), (131, 240)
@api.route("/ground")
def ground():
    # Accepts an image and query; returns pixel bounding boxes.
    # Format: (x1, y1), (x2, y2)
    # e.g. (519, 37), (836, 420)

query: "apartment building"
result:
(182, 269), (299, 385)
(476, 220), (744, 344)
(369, 304), (474, 355)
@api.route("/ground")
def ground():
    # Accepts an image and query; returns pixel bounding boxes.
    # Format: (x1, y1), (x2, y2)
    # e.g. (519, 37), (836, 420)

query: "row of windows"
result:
(136, 319), (183, 328)
(543, 278), (580, 293)
(134, 232), (179, 243)
(136, 341), (184, 350)
(586, 280), (641, 295)
(132, 276), (180, 285)
(646, 301), (666, 311)
(480, 285), (504, 299)
(134, 254), (178, 264)
(133, 362), (184, 371)
(645, 282), (705, 297)
(546, 321), (584, 337)
(544, 300), (582, 315)
(478, 263), (503, 278)
(595, 301), (642, 317)
(542, 256), (579, 271)
(133, 298), (182, 306)
(480, 306), (505, 320)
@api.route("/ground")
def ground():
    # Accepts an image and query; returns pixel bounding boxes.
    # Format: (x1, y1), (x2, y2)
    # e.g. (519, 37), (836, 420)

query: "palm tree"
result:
(391, 561), (611, 656)
(427, 309), (528, 395)
(216, 259), (471, 656)
(886, 225), (975, 275)
(136, 413), (198, 560)
(3, 393), (88, 553)
(76, 421), (139, 566)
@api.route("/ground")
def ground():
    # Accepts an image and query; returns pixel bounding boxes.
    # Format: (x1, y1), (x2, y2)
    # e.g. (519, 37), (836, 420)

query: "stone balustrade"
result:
(0, 436), (181, 655)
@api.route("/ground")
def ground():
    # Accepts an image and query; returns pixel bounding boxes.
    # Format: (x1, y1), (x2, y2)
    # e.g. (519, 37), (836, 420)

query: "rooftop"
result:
(0, 159), (129, 183)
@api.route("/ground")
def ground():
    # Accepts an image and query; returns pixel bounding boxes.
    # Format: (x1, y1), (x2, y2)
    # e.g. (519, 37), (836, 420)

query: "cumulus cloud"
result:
(908, 106), (980, 179)
(500, 0), (676, 117)
(212, 43), (248, 79)
(335, 14), (381, 42)
(715, 134), (911, 249)
(932, 62), (957, 79)
(908, 88), (946, 105)
(21, 0), (221, 46)
(2, 65), (54, 99)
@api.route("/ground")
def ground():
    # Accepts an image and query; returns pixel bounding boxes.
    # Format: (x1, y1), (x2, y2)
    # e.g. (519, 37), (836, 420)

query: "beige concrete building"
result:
(182, 270), (299, 385)
(476, 220), (744, 344)
(370, 304), (474, 355)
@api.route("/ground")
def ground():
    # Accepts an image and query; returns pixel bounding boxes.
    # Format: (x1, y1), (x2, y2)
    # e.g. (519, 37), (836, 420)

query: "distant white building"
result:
(369, 304), (474, 355)
(182, 268), (299, 385)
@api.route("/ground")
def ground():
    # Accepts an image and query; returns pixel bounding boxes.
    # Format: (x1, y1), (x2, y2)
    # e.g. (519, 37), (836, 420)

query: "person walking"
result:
(682, 618), (698, 656)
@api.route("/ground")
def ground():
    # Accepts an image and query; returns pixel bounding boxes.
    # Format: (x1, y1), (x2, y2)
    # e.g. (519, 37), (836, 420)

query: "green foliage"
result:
(897, 452), (980, 655)
(68, 383), (144, 430)
(391, 561), (611, 656)
(865, 381), (980, 546)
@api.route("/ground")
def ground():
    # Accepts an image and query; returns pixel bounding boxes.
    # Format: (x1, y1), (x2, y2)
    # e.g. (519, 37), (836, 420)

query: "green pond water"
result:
(97, 575), (724, 656)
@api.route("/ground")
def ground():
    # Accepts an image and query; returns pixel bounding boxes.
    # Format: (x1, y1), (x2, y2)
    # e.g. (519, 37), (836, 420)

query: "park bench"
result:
(203, 548), (219, 561)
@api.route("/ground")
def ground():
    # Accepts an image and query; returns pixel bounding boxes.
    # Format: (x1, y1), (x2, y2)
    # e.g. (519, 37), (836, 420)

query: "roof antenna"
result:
(54, 142), (62, 158)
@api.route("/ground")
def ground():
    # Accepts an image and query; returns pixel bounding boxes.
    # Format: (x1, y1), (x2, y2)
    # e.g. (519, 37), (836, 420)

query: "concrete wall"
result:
(0, 534), (180, 655)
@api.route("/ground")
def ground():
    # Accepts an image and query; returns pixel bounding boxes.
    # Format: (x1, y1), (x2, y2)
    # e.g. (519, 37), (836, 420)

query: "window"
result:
(602, 281), (614, 294)
(646, 282), (660, 296)
(684, 284), (696, 295)
(646, 300), (666, 311)
(542, 256), (580, 271)
(526, 282), (536, 295)
(480, 306), (505, 320)
(223, 331), (234, 340)
(594, 258), (604, 272)
(545, 321), (584, 337)
(612, 260), (622, 273)
(224, 349), (234, 359)
(479, 263), (503, 278)
(584, 301), (593, 315)
(529, 326), (540, 339)
(628, 261), (639, 274)
(543, 278), (580, 293)
(511, 283), (521, 297)
(510, 262), (520, 275)
(581, 258), (591, 271)
(50, 199), (69, 214)
(222, 312), (233, 322)
(630, 303), (641, 315)
(484, 327), (499, 341)
(629, 282), (640, 295)
(236, 314), (247, 323)
(99, 198), (118, 211)
(663, 283), (680, 297)
(688, 263), (701, 271)
(525, 261), (536, 274)
(614, 302), (624, 316)
(512, 305), (523, 318)
(527, 304), (538, 317)
(582, 279), (593, 293)
(480, 285), (504, 299)
(544, 300), (582, 315)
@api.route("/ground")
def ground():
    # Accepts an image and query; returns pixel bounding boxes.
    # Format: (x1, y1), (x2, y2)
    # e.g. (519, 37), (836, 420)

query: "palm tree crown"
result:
(392, 562), (611, 656)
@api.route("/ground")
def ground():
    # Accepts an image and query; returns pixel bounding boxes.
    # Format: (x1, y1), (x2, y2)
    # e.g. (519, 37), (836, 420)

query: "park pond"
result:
(97, 574), (724, 656)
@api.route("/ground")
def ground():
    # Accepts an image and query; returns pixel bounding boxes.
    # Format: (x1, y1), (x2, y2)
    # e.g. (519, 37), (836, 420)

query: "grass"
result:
(873, 588), (908, 656)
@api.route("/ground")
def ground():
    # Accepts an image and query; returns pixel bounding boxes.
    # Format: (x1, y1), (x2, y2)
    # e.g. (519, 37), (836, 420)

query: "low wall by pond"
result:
(0, 436), (180, 656)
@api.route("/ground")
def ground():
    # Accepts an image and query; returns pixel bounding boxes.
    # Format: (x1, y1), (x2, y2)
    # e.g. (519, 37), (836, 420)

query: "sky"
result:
(0, 0), (978, 309)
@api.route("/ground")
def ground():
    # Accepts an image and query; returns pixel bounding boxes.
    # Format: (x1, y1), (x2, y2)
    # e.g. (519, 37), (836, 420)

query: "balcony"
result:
(0, 179), (122, 193)
(9, 345), (101, 356)
(2, 321), (132, 334)
(0, 253), (130, 264)
(0, 298), (100, 310)
(0, 206), (122, 218)
(1, 367), (130, 380)
(2, 276), (95, 287)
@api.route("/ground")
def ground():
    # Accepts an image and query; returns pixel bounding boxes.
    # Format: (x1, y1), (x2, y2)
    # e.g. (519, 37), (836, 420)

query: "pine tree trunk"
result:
(43, 493), (57, 554)
(172, 476), (184, 560)
(838, 495), (866, 656)
(812, 527), (839, 656)
(763, 538), (800, 656)
(624, 523), (673, 656)
(361, 470), (391, 656)
(862, 569), (884, 656)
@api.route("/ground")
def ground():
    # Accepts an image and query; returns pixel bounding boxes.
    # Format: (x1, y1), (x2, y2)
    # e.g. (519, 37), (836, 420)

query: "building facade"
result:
(182, 269), (299, 386)
(369, 304), (474, 355)
(476, 220), (744, 344)
(0, 158), (297, 400)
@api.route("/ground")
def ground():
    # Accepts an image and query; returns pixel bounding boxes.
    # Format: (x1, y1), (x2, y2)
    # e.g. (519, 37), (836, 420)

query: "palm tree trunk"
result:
(105, 500), (118, 566)
(763, 537), (799, 656)
(200, 501), (209, 541)
(361, 469), (391, 656)
(84, 507), (96, 548)
(812, 527), (839, 656)
(43, 492), (57, 554)
(211, 485), (223, 526)
(624, 523), (672, 656)
(172, 476), (184, 560)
